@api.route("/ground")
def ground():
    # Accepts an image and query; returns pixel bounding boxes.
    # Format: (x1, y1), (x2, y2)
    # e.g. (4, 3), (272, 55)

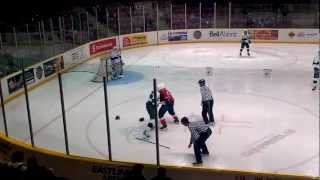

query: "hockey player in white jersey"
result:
(312, 50), (319, 91)
(239, 30), (251, 56)
(110, 47), (124, 80)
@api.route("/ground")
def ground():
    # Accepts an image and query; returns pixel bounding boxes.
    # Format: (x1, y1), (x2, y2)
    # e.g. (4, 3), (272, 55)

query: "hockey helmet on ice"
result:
(198, 79), (205, 85)
(149, 91), (154, 99)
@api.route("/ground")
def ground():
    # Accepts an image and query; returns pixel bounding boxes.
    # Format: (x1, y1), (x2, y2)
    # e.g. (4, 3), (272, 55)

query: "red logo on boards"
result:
(90, 39), (116, 55)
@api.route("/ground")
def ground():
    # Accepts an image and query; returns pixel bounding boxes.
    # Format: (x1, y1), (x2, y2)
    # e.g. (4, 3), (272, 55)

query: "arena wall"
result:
(0, 132), (317, 180)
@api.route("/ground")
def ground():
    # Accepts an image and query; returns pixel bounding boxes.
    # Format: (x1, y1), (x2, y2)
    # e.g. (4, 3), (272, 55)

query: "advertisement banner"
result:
(168, 31), (187, 41)
(250, 29), (278, 40)
(207, 29), (241, 40)
(7, 68), (35, 94)
(123, 34), (148, 47)
(35, 66), (44, 80)
(283, 29), (319, 42)
(192, 30), (202, 40)
(90, 38), (116, 55)
(43, 56), (64, 78)
(64, 46), (89, 65)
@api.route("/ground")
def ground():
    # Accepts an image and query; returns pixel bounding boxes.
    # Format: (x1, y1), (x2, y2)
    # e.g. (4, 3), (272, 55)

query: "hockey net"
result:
(91, 55), (113, 82)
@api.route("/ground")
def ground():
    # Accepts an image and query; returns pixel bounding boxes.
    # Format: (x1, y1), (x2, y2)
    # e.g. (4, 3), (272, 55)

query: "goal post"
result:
(91, 55), (113, 82)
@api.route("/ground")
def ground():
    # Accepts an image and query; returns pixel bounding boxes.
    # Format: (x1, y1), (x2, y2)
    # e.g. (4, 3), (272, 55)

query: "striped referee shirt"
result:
(200, 85), (213, 102)
(313, 55), (319, 68)
(188, 121), (210, 144)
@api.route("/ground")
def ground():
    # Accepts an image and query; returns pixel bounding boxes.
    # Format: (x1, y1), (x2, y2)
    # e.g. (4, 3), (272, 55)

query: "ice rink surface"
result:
(1, 43), (319, 177)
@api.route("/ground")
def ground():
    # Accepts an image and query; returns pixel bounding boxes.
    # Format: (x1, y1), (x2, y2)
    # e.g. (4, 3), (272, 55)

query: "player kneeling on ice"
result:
(181, 116), (212, 166)
(158, 84), (179, 130)
(110, 47), (124, 80)
(143, 91), (157, 138)
(239, 30), (251, 56)
(312, 50), (319, 91)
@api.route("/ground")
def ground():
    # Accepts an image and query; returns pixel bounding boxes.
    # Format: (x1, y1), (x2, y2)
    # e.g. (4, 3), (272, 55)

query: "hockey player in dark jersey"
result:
(143, 91), (157, 138)
(312, 51), (319, 91)
(158, 83), (179, 130)
(239, 31), (251, 56)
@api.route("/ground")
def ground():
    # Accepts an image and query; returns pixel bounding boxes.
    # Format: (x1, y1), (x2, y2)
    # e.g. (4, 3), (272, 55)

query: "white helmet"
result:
(157, 83), (166, 91)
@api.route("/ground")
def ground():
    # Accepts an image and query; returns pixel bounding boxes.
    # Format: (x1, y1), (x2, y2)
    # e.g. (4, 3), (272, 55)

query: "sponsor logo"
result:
(71, 47), (85, 62)
(90, 39), (116, 55)
(123, 34), (148, 47)
(209, 31), (238, 38)
(43, 57), (64, 78)
(193, 30), (202, 39)
(288, 32), (295, 38)
(168, 31), (187, 41)
(252, 30), (278, 40)
(7, 68), (35, 94)
(160, 34), (168, 40)
(35, 66), (43, 80)
(297, 32), (318, 38)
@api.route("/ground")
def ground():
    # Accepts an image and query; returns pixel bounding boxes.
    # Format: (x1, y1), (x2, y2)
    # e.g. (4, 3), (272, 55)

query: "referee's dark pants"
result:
(202, 99), (214, 124)
(194, 128), (212, 163)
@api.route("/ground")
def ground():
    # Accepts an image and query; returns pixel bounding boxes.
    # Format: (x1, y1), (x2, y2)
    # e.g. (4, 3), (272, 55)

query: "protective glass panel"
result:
(172, 4), (185, 30)
(5, 58), (33, 144)
(158, 2), (171, 30)
(119, 6), (132, 35)
(27, 60), (65, 152)
(63, 56), (108, 159)
(132, 3), (145, 33)
(186, 2), (200, 29)
(201, 2), (214, 28)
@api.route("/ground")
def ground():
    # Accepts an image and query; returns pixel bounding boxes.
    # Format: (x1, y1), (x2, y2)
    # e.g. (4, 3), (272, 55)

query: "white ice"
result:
(0, 43), (319, 177)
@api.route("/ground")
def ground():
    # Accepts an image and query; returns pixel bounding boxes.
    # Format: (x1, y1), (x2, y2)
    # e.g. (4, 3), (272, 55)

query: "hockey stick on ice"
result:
(136, 137), (170, 149)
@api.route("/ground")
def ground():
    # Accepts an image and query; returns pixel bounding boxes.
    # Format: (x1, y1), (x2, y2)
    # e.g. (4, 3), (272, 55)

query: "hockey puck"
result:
(115, 115), (120, 120)
(139, 117), (145, 122)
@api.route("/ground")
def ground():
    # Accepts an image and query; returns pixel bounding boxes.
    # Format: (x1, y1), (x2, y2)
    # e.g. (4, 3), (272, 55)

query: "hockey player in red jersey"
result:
(158, 83), (179, 130)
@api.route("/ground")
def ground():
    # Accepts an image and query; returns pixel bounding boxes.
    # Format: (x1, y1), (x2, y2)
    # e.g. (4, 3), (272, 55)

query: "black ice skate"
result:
(209, 121), (215, 126)
(192, 161), (202, 166)
(173, 116), (179, 124)
(247, 52), (250, 56)
(160, 124), (167, 130)
(112, 76), (119, 80)
(201, 151), (209, 155)
(143, 130), (150, 138)
(312, 86), (316, 91)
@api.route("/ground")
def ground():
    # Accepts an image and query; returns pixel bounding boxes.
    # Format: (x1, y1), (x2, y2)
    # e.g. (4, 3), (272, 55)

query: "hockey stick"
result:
(136, 137), (170, 149)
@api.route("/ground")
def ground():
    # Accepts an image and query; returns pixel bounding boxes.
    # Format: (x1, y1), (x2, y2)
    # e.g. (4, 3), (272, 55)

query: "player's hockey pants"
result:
(146, 101), (156, 120)
(112, 62), (122, 78)
(202, 99), (214, 124)
(194, 128), (212, 163)
(158, 102), (175, 118)
(241, 42), (250, 49)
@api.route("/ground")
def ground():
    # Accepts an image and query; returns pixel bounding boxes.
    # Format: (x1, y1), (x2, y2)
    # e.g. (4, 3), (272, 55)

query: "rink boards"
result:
(0, 28), (318, 104)
(0, 132), (317, 180)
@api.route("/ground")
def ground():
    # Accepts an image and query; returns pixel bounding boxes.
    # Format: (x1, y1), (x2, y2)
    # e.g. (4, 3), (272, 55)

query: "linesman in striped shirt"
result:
(181, 116), (212, 165)
(198, 79), (214, 124)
